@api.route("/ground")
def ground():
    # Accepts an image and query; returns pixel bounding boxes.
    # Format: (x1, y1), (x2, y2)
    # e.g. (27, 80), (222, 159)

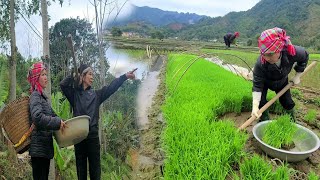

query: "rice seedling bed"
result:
(163, 53), (320, 179)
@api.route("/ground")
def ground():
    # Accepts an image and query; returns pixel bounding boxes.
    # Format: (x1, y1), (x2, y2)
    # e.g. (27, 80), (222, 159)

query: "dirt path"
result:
(129, 55), (166, 179)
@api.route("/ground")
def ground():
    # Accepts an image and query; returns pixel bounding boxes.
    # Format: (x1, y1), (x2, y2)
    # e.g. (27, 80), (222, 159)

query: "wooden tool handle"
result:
(67, 34), (78, 78)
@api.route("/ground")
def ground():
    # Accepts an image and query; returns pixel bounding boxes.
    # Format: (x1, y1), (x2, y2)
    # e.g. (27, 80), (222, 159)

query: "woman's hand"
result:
(126, 68), (137, 80)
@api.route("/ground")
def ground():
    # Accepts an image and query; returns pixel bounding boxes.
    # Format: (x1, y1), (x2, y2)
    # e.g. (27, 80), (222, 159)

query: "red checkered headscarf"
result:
(234, 32), (240, 38)
(258, 27), (296, 63)
(27, 62), (47, 94)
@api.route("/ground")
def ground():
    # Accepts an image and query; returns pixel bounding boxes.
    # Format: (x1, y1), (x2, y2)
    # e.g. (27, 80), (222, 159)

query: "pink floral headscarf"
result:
(258, 27), (296, 63)
(27, 62), (46, 94)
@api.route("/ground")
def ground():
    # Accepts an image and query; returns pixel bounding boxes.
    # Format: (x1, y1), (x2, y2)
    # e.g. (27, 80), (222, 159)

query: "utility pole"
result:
(9, 0), (16, 102)
(41, 0), (54, 179)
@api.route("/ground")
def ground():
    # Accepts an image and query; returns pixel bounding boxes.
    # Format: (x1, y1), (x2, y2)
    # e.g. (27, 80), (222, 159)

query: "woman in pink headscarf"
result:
(27, 62), (66, 180)
(251, 27), (309, 122)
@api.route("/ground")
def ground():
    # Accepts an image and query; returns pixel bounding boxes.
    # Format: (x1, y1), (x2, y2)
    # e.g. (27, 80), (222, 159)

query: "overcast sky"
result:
(2, 0), (260, 58)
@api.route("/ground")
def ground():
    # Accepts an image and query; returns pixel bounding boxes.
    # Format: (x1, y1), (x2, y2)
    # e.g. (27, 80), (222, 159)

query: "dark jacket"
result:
(252, 45), (309, 92)
(29, 90), (61, 159)
(60, 74), (128, 138)
(224, 33), (236, 43)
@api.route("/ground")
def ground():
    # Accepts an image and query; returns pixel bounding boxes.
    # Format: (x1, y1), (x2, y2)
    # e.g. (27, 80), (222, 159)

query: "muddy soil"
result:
(129, 55), (167, 179)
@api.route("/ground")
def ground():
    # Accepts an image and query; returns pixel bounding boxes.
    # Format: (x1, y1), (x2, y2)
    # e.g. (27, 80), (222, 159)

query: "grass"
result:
(111, 48), (147, 59)
(273, 164), (294, 180)
(0, 140), (32, 179)
(304, 109), (318, 123)
(239, 155), (273, 180)
(308, 171), (320, 180)
(291, 89), (303, 99)
(240, 155), (295, 180)
(300, 59), (320, 89)
(201, 48), (259, 68)
(262, 115), (298, 149)
(314, 97), (320, 107)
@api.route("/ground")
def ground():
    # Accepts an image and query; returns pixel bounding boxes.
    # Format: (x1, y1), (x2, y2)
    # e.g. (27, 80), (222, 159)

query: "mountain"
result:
(111, 0), (320, 49)
(108, 5), (206, 27)
(177, 0), (320, 48)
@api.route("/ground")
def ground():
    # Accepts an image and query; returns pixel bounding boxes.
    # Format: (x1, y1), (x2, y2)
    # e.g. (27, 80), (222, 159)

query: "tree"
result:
(111, 27), (122, 37)
(151, 30), (164, 40)
(49, 17), (99, 93)
(8, 0), (17, 102)
(1, 0), (64, 101)
(247, 39), (253, 46)
(91, 0), (128, 154)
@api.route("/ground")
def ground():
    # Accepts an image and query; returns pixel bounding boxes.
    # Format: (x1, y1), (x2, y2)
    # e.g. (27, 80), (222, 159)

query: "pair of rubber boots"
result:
(258, 109), (296, 122)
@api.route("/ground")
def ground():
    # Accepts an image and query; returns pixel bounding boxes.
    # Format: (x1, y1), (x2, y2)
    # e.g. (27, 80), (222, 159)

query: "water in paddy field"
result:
(106, 46), (164, 128)
(105, 47), (149, 80)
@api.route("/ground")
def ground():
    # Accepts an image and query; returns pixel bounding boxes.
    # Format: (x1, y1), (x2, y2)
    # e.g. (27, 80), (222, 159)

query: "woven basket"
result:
(0, 96), (30, 154)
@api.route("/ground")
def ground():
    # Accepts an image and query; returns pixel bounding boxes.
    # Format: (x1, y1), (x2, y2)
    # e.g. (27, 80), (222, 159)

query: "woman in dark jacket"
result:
(251, 27), (309, 122)
(223, 32), (239, 48)
(28, 62), (66, 180)
(60, 64), (135, 180)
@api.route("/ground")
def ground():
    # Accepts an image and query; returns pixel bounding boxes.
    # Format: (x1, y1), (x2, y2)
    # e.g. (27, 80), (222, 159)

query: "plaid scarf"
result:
(27, 62), (46, 94)
(258, 27), (296, 63)
(234, 32), (240, 38)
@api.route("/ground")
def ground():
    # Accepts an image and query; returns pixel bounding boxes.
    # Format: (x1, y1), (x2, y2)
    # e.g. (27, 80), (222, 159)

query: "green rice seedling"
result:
(308, 171), (319, 180)
(164, 53), (300, 179)
(163, 54), (250, 179)
(314, 97), (320, 107)
(273, 164), (295, 180)
(291, 89), (303, 99)
(229, 171), (240, 180)
(304, 109), (317, 123)
(239, 155), (273, 180)
(262, 115), (298, 149)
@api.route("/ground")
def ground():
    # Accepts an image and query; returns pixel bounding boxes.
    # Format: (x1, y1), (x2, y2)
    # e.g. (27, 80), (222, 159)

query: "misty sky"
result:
(1, 0), (260, 58)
